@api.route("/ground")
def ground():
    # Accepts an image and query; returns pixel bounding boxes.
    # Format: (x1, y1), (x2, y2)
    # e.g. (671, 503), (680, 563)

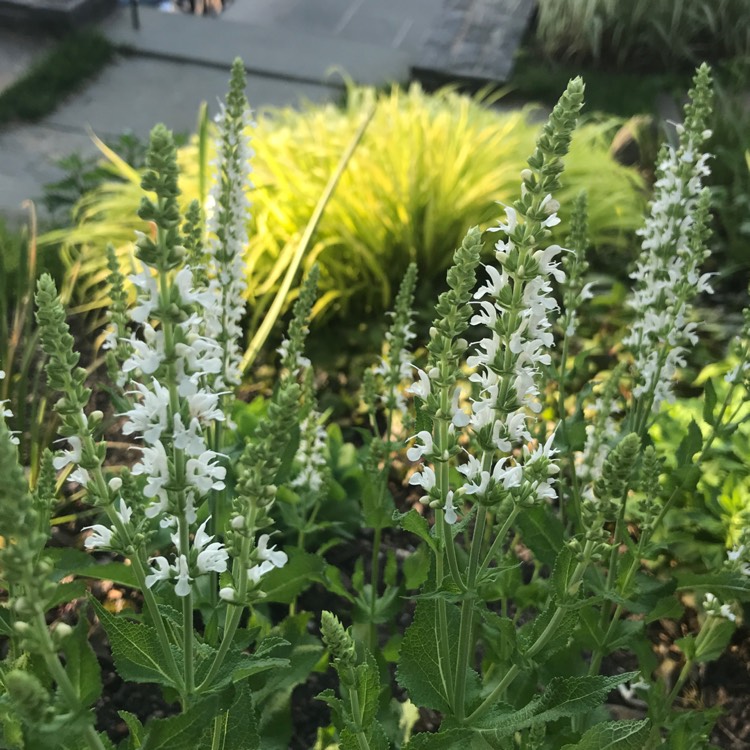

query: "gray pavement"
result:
(0, 0), (532, 222)
(0, 51), (335, 221)
(221, 0), (442, 54)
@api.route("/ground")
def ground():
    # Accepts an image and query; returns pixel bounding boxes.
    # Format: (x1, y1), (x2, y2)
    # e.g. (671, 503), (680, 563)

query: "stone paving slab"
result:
(418, 0), (534, 83)
(102, 6), (411, 87)
(221, 0), (441, 53)
(0, 53), (335, 221)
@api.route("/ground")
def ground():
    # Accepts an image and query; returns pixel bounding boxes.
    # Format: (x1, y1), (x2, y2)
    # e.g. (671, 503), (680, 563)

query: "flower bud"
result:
(108, 477), (123, 492)
(54, 623), (74, 641)
(230, 515), (245, 529)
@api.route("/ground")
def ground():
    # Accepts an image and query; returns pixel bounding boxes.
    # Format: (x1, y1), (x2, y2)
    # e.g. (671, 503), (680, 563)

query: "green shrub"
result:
(535, 0), (750, 72)
(42, 83), (646, 324)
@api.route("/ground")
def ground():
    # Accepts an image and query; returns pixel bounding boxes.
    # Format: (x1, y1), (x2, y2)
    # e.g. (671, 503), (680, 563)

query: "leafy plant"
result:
(535, 0), (750, 72)
(2, 62), (750, 750)
(41, 83), (646, 332)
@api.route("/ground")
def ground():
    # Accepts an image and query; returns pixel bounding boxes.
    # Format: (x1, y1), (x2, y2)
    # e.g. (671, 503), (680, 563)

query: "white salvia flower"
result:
(443, 490), (458, 525)
(53, 435), (90, 486)
(185, 451), (227, 494)
(133, 441), (171, 518)
(83, 525), (113, 549)
(145, 556), (171, 589)
(277, 338), (311, 375)
(623, 125), (713, 415)
(463, 470), (491, 497)
(122, 324), (164, 376)
(247, 560), (275, 585)
(187, 390), (225, 424)
(290, 413), (328, 492)
(129, 268), (160, 324)
(406, 430), (434, 462)
(408, 465), (436, 492)
(203, 72), (254, 390)
(172, 413), (207, 457)
(194, 517), (229, 574)
(257, 534), (288, 569)
(121, 380), (170, 445)
(406, 367), (431, 399)
(450, 387), (470, 428)
(246, 534), (288, 586)
(174, 554), (192, 597)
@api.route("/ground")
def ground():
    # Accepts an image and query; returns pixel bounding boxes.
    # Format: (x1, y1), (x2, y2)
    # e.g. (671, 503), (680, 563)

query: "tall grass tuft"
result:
(535, 0), (750, 71)
(42, 83), (645, 328)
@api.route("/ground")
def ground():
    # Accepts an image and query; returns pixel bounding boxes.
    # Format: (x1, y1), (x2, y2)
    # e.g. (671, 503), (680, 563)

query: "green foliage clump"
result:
(43, 83), (645, 324)
(535, 0), (750, 72)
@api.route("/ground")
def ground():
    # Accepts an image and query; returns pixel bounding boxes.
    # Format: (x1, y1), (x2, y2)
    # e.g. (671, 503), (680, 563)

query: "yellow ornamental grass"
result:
(42, 83), (646, 330)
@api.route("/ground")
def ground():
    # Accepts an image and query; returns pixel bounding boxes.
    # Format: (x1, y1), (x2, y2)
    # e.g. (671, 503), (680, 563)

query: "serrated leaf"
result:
(395, 509), (438, 552)
(676, 570), (750, 601)
(405, 729), (473, 749)
(211, 685), (259, 750)
(259, 547), (325, 604)
(61, 615), (102, 707)
(473, 673), (638, 739)
(397, 599), (477, 713)
(561, 719), (651, 749)
(355, 654), (381, 728)
(515, 505), (564, 567)
(142, 696), (220, 750)
(91, 599), (178, 688)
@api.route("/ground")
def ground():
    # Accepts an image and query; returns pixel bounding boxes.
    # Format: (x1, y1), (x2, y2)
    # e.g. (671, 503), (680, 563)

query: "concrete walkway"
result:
(0, 0), (533, 223)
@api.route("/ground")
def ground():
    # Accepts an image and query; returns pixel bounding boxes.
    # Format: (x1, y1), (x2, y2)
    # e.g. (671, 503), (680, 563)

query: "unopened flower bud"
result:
(219, 587), (236, 602)
(54, 623), (73, 641)
(231, 515), (245, 529)
(88, 410), (104, 426)
(108, 477), (123, 492)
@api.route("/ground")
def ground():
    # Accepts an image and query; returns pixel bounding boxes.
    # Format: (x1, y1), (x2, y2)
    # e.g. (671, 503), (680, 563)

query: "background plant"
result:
(41, 84), (646, 336)
(534, 0), (750, 72)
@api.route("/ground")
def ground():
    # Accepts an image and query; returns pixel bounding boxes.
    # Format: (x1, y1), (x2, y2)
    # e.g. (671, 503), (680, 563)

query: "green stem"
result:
(368, 525), (382, 652)
(453, 508), (486, 721)
(34, 612), (107, 750)
(196, 511), (256, 692)
(433, 509), (455, 710)
(345, 666), (371, 750)
(211, 713), (226, 750)
(105, 487), (185, 693)
(467, 540), (595, 724)
(478, 505), (521, 578)
(179, 517), (195, 695)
